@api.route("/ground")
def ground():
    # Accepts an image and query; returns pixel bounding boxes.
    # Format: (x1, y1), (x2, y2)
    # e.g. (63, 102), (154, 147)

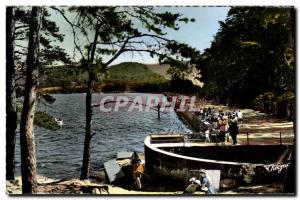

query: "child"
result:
(205, 129), (211, 143)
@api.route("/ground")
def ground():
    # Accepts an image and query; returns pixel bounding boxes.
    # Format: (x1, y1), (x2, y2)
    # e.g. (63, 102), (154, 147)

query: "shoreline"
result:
(9, 93), (294, 195)
(7, 175), (287, 195)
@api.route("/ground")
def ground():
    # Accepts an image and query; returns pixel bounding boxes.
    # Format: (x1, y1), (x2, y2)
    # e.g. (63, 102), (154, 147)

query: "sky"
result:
(50, 6), (230, 65)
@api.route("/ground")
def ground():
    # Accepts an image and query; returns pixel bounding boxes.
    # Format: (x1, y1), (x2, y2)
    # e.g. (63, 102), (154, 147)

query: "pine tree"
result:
(6, 6), (71, 181)
(19, 6), (43, 194)
(6, 6), (18, 181)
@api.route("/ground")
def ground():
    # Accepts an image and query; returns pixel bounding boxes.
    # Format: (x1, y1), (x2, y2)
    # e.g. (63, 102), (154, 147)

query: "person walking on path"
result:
(237, 110), (243, 124)
(229, 117), (239, 145)
(218, 122), (226, 143)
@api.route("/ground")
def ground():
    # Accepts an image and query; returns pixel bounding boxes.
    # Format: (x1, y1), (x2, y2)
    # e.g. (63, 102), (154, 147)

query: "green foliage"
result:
(16, 109), (60, 130)
(40, 45), (71, 65)
(105, 62), (167, 83)
(103, 62), (170, 92)
(66, 6), (200, 77)
(169, 77), (200, 94)
(39, 64), (88, 88)
(200, 7), (295, 108)
(14, 7), (71, 68)
(40, 94), (56, 104)
(39, 61), (206, 94)
(39, 62), (171, 92)
(44, 6), (202, 94)
(33, 111), (60, 130)
(165, 41), (200, 63)
(254, 91), (294, 105)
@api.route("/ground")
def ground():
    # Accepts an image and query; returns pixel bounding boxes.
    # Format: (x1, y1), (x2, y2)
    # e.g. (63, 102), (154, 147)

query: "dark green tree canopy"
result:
(200, 7), (294, 108)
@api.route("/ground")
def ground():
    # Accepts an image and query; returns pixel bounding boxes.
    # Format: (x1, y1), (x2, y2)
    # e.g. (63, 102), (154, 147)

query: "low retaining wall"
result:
(144, 136), (291, 189)
(176, 111), (205, 132)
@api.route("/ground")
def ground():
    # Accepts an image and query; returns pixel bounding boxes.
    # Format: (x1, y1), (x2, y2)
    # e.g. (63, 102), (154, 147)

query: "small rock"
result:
(6, 189), (13, 194)
(82, 180), (91, 185)
(221, 179), (236, 188)
(92, 188), (100, 194)
(14, 179), (21, 186)
(96, 171), (107, 182)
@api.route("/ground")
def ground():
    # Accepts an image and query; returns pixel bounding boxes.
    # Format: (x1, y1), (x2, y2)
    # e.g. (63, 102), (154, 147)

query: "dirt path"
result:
(195, 102), (294, 145)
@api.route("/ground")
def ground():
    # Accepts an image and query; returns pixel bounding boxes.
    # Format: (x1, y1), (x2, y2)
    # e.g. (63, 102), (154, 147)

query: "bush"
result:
(34, 111), (60, 130)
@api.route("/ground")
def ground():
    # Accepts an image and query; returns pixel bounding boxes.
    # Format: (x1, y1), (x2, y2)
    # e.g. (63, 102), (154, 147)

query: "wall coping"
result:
(144, 136), (287, 166)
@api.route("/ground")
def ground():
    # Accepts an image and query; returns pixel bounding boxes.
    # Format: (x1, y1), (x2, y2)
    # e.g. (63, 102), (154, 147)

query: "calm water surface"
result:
(15, 93), (191, 179)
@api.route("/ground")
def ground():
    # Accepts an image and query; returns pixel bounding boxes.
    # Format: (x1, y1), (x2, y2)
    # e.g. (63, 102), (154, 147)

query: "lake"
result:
(15, 93), (191, 179)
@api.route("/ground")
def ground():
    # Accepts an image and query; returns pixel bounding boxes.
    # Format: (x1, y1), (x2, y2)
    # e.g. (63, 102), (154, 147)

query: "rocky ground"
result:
(7, 176), (286, 195)
(6, 176), (196, 195)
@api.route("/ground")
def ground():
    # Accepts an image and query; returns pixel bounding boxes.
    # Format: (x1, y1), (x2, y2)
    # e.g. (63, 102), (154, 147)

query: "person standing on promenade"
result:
(229, 116), (239, 145)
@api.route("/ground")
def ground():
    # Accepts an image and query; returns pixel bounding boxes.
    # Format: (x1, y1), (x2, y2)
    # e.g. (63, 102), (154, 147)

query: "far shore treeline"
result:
(36, 62), (201, 94)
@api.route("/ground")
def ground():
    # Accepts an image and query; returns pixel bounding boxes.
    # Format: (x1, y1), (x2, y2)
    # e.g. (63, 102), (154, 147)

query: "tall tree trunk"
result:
(6, 6), (17, 181)
(80, 25), (99, 180)
(80, 75), (94, 180)
(19, 6), (43, 194)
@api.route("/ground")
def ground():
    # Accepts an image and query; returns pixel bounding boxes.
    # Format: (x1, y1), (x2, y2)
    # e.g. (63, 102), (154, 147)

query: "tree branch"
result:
(103, 34), (170, 67)
(15, 37), (27, 41)
(15, 44), (27, 49)
(123, 48), (167, 59)
(103, 36), (131, 67)
(50, 6), (85, 60)
(91, 132), (97, 138)
(15, 50), (27, 55)
(15, 25), (29, 30)
(128, 33), (171, 42)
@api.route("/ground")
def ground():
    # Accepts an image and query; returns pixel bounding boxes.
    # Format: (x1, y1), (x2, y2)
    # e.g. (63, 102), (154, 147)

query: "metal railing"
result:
(243, 131), (294, 145)
(150, 132), (294, 146)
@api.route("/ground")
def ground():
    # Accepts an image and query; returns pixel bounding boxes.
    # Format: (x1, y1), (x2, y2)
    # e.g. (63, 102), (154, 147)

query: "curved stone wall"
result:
(144, 136), (291, 188)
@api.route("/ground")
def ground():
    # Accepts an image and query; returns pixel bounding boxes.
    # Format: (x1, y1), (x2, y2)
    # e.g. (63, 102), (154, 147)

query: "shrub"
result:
(34, 111), (60, 130)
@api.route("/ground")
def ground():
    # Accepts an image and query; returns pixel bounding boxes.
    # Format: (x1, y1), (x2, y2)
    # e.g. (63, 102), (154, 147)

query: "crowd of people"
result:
(197, 107), (243, 145)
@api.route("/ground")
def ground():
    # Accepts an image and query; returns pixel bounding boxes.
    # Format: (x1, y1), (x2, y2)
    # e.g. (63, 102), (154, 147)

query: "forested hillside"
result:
(199, 7), (295, 118)
(38, 62), (169, 92)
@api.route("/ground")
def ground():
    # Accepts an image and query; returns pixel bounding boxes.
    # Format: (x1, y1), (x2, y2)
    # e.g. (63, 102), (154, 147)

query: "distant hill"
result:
(37, 62), (170, 93)
(145, 63), (171, 79)
(105, 62), (168, 83)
